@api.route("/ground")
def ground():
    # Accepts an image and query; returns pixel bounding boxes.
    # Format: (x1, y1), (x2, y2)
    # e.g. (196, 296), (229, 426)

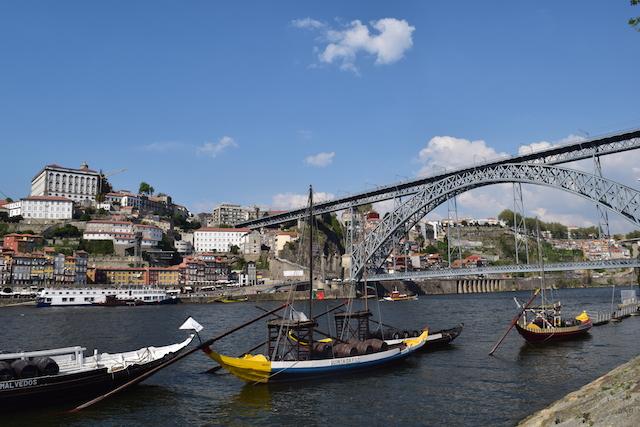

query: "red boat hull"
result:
(515, 320), (592, 343)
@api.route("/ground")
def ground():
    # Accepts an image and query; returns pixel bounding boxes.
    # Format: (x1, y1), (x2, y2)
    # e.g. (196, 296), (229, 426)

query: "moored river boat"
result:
(0, 332), (194, 410)
(203, 186), (430, 383)
(515, 308), (592, 343)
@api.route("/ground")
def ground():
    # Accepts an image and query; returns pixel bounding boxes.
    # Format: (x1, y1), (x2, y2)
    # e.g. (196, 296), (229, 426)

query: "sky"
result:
(1, 1), (639, 231)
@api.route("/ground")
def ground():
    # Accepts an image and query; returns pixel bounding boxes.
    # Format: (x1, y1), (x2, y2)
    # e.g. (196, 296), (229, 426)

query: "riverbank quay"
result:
(0, 297), (35, 307)
(518, 354), (640, 426)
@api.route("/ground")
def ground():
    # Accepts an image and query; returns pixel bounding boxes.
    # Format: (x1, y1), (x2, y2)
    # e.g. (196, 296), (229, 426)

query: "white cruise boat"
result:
(36, 287), (180, 307)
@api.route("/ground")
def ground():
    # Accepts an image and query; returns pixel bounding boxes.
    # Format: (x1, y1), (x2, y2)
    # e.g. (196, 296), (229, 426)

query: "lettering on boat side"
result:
(330, 356), (360, 365)
(0, 378), (38, 390)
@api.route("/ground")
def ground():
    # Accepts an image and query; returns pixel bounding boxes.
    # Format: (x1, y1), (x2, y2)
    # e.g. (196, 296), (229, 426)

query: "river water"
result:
(2, 286), (639, 426)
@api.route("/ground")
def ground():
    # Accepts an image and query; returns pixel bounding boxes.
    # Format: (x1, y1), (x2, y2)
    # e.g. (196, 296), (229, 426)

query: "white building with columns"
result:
(31, 163), (101, 204)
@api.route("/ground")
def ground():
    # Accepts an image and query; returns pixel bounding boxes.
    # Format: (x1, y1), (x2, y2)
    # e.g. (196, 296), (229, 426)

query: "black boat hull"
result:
(0, 352), (177, 410)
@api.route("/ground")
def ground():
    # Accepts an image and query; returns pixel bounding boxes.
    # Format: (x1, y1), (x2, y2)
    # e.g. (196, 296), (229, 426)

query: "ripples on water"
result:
(1, 286), (639, 426)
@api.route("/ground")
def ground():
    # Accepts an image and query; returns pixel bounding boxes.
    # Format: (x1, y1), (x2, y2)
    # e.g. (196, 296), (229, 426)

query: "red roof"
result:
(134, 224), (161, 229)
(3, 233), (42, 238)
(23, 196), (73, 202)
(196, 227), (250, 233)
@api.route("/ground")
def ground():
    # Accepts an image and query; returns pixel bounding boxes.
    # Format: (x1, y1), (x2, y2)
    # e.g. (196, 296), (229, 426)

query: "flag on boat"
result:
(179, 317), (204, 332)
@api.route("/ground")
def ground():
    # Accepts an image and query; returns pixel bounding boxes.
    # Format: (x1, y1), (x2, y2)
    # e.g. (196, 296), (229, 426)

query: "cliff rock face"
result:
(519, 355), (640, 426)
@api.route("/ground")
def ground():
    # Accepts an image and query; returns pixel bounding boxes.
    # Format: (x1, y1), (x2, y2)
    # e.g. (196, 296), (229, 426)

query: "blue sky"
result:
(1, 1), (639, 228)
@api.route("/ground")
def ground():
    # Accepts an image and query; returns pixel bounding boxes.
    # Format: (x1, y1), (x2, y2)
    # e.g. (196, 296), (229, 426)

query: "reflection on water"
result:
(0, 286), (639, 426)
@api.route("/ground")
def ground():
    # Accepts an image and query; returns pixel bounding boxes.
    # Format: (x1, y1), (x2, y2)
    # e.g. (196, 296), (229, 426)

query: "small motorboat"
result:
(381, 288), (418, 302)
(0, 328), (195, 410)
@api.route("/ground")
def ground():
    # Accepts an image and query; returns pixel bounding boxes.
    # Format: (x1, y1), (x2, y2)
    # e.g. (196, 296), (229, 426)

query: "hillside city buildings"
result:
(2, 161), (639, 289)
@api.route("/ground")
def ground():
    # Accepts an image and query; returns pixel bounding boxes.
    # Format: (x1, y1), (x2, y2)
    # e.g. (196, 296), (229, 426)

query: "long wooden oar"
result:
(488, 289), (540, 356)
(70, 303), (288, 413)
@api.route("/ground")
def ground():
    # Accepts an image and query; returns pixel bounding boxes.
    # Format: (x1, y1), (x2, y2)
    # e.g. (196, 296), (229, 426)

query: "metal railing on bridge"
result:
(368, 259), (640, 281)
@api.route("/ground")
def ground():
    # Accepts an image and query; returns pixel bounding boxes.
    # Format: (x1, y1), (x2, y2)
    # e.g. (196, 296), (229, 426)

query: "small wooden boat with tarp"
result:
(202, 186), (429, 383)
(0, 324), (196, 410)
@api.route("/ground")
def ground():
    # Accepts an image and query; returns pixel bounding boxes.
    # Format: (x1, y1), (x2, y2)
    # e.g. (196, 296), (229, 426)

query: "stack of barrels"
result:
(0, 357), (59, 381)
(312, 338), (389, 358)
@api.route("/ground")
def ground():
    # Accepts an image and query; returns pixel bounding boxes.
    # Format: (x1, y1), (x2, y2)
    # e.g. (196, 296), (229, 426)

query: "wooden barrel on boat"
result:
(34, 357), (59, 376)
(11, 359), (39, 378)
(363, 339), (388, 352)
(355, 340), (374, 354)
(333, 343), (358, 357)
(312, 342), (332, 356)
(0, 361), (14, 380)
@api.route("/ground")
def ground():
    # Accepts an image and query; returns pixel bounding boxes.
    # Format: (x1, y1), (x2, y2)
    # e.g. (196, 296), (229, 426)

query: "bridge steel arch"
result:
(350, 163), (640, 282)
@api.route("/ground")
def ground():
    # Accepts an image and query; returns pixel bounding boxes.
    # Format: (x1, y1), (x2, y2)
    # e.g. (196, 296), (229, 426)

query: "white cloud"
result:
(517, 134), (585, 155)
(532, 208), (594, 228)
(271, 191), (335, 210)
(291, 18), (325, 30)
(293, 17), (415, 72)
(417, 135), (508, 177)
(305, 151), (335, 167)
(140, 142), (184, 152)
(197, 136), (238, 159)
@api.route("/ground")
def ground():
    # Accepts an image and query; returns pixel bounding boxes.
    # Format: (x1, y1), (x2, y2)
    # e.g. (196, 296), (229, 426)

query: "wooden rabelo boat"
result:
(203, 186), (430, 383)
(0, 327), (195, 410)
(514, 305), (592, 343)
(490, 220), (591, 355)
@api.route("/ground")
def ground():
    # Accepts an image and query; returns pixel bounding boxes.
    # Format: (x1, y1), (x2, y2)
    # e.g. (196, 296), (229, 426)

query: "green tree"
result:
(78, 239), (114, 255)
(45, 224), (81, 238)
(229, 245), (240, 255)
(627, 230), (640, 239)
(139, 182), (155, 195)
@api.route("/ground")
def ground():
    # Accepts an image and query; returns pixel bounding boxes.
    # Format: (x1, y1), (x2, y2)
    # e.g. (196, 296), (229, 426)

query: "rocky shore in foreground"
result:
(519, 354), (640, 426)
